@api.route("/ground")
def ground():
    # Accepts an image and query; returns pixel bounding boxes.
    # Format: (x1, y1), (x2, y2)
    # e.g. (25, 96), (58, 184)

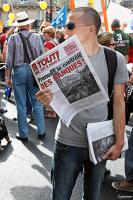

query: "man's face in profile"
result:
(65, 12), (90, 44)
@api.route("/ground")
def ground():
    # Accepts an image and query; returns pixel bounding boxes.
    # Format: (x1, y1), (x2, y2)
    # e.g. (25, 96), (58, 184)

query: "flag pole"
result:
(50, 0), (53, 22)
(101, 0), (109, 32)
(69, 0), (75, 10)
(10, 1), (15, 14)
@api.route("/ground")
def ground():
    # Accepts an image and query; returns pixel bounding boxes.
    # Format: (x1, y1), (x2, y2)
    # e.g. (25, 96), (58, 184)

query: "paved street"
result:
(0, 89), (133, 200)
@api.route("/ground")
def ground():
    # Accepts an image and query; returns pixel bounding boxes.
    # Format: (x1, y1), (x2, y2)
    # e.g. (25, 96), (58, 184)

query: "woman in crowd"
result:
(97, 31), (115, 50)
(42, 26), (58, 51)
(56, 29), (66, 44)
(42, 26), (58, 118)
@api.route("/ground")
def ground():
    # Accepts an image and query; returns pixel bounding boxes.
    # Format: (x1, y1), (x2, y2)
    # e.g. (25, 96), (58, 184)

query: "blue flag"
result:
(51, 6), (67, 28)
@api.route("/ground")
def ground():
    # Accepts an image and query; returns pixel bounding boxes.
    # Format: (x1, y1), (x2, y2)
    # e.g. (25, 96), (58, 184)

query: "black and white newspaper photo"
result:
(30, 36), (109, 127)
(86, 120), (128, 165)
(54, 52), (101, 108)
(92, 135), (115, 164)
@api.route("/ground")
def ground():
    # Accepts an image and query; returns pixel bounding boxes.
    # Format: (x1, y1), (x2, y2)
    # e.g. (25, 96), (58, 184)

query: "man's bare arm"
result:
(5, 68), (12, 86)
(113, 83), (125, 147)
(103, 83), (125, 160)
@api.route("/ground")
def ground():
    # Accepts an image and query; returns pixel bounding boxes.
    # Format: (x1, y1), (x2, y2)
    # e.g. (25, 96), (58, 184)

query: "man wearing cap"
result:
(111, 18), (133, 63)
(5, 11), (46, 141)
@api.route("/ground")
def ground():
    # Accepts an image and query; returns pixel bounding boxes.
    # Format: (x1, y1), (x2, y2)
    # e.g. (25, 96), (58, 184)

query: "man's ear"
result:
(88, 25), (96, 34)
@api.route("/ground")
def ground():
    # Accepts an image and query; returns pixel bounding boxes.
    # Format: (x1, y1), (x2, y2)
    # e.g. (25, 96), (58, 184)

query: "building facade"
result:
(0, 0), (132, 28)
(0, 0), (69, 28)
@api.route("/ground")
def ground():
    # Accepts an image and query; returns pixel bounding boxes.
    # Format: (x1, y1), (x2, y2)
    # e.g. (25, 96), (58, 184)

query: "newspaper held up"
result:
(30, 35), (109, 127)
(86, 120), (128, 165)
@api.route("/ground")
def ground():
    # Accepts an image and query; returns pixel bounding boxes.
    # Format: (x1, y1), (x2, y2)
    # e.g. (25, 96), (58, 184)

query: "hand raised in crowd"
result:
(36, 88), (53, 108)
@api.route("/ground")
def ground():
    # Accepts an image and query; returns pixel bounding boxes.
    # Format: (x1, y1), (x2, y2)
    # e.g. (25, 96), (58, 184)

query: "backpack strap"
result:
(103, 47), (117, 119)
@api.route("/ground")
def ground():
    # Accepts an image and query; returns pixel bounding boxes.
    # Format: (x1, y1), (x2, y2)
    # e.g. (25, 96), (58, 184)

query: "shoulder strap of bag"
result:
(104, 47), (117, 98)
(103, 47), (117, 119)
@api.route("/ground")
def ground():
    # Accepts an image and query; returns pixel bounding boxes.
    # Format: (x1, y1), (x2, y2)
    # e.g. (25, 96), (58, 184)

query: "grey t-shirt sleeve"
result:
(114, 51), (129, 84)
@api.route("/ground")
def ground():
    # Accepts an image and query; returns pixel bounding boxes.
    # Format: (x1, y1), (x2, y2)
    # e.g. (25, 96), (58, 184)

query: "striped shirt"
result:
(6, 30), (45, 68)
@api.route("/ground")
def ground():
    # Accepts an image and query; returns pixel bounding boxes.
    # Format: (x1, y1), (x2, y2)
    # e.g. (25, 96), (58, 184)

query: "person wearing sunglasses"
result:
(36, 7), (129, 200)
(97, 31), (115, 50)
(39, 21), (51, 44)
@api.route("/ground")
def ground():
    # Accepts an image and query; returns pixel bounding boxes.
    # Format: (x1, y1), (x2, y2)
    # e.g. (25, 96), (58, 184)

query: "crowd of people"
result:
(0, 6), (133, 200)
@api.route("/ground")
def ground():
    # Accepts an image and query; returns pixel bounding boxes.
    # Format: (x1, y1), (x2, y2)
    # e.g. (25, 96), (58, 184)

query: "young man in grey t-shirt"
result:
(36, 7), (129, 200)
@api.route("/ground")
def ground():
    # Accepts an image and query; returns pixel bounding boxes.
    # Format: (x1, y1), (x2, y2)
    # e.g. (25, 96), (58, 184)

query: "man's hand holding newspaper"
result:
(36, 88), (53, 108)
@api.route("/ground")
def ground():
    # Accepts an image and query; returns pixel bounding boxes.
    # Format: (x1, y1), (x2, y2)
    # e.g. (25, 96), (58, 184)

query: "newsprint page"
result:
(86, 120), (128, 165)
(30, 36), (109, 127)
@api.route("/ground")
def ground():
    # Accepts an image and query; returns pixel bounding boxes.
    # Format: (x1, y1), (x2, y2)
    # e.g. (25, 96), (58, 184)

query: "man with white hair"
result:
(5, 11), (46, 141)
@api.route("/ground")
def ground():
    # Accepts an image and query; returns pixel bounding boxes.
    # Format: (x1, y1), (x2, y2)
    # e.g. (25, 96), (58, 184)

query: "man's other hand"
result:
(103, 143), (123, 161)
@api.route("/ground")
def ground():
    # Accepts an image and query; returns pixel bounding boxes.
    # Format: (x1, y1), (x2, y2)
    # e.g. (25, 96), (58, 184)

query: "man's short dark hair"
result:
(70, 7), (101, 34)
(111, 19), (120, 28)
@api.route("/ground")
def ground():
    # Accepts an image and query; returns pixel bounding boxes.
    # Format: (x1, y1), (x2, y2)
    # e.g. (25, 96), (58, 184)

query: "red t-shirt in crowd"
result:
(128, 46), (133, 63)
(0, 34), (6, 50)
(44, 41), (56, 50)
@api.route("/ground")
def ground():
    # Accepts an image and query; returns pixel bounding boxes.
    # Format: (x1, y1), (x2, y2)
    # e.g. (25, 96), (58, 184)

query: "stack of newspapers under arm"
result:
(86, 120), (128, 165)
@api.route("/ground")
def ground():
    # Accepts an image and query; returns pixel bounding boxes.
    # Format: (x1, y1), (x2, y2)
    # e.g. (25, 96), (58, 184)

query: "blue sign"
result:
(51, 6), (67, 28)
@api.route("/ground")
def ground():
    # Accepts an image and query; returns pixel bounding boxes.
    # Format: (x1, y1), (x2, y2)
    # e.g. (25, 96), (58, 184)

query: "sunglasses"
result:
(65, 22), (91, 30)
(109, 43), (115, 46)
